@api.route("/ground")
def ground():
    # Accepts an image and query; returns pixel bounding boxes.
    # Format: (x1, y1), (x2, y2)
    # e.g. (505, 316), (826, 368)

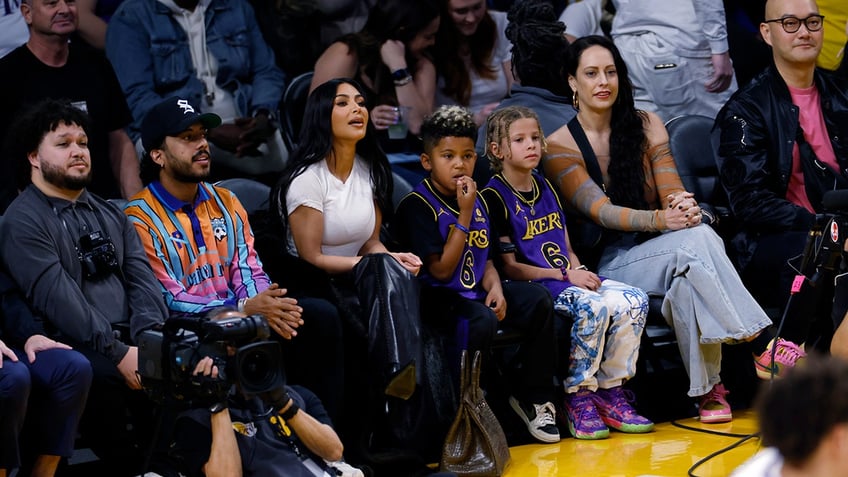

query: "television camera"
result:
(137, 314), (284, 406)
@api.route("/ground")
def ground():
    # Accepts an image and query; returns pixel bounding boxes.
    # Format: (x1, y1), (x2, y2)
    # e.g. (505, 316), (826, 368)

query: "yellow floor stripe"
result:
(502, 408), (761, 476)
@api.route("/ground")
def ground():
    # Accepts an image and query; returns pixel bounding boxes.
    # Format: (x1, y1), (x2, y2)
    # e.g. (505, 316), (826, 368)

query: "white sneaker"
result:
(508, 396), (561, 443)
(325, 459), (365, 477)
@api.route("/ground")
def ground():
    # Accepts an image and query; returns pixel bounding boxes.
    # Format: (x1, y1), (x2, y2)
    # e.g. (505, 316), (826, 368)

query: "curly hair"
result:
(567, 35), (648, 210)
(756, 354), (848, 466)
(484, 105), (546, 173)
(6, 98), (92, 190)
(505, 0), (571, 97)
(420, 105), (478, 153)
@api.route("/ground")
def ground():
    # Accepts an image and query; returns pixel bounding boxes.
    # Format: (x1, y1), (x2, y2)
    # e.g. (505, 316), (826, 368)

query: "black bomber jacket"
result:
(712, 65), (848, 267)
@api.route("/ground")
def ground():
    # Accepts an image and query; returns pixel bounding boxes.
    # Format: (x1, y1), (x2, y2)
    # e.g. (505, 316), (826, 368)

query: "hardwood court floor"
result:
(502, 408), (761, 477)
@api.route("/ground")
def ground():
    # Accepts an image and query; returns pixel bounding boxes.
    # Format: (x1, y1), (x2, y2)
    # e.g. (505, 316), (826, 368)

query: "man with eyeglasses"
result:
(124, 96), (347, 428)
(713, 0), (848, 358)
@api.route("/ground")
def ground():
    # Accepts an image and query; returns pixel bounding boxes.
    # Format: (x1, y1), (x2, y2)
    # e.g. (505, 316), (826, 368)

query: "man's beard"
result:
(41, 160), (91, 191)
(168, 150), (211, 184)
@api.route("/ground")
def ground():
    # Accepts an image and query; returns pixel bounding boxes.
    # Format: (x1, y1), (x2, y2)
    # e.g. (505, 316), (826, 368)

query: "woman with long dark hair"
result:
(272, 79), (422, 424)
(543, 36), (803, 424)
(311, 0), (439, 147)
(433, 0), (514, 126)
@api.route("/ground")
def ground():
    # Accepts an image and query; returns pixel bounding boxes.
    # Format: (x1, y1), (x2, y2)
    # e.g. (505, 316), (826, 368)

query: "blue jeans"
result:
(598, 226), (771, 397)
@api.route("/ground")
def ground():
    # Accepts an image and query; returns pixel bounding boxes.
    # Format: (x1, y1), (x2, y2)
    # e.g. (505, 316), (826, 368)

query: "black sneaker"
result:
(508, 396), (561, 443)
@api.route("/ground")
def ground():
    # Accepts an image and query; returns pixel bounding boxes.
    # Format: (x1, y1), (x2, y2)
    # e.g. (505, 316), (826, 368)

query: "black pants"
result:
(72, 346), (157, 476)
(421, 281), (557, 404)
(745, 230), (830, 345)
(279, 296), (344, 426)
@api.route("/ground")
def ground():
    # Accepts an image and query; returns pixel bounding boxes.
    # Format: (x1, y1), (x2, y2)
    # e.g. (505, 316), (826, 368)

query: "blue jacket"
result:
(106, 0), (285, 141)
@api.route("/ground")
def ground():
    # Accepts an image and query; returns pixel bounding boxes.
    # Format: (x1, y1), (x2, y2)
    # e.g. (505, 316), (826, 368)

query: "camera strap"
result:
(41, 191), (126, 283)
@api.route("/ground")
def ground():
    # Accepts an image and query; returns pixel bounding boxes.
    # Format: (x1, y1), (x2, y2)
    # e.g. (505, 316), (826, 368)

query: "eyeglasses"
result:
(764, 14), (824, 33)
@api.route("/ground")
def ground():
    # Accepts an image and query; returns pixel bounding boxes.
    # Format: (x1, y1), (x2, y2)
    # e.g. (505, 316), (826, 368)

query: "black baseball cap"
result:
(141, 96), (222, 152)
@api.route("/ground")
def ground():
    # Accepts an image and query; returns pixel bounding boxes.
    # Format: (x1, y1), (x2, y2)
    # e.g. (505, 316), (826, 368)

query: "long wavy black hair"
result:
(505, 0), (571, 98)
(566, 35), (648, 210)
(273, 78), (393, 229)
(338, 0), (439, 106)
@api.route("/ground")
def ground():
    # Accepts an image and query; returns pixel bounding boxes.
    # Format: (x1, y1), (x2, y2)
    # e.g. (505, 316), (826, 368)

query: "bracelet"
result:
(574, 265), (588, 271)
(393, 74), (413, 86)
(237, 297), (248, 313)
(454, 223), (470, 235)
(280, 402), (300, 421)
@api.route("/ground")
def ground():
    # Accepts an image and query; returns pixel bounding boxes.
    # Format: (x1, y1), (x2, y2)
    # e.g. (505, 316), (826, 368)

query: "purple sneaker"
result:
(562, 389), (609, 440)
(593, 386), (655, 433)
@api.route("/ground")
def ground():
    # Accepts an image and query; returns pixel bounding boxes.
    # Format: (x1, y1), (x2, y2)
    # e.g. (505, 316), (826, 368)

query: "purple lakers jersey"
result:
(411, 179), (490, 301)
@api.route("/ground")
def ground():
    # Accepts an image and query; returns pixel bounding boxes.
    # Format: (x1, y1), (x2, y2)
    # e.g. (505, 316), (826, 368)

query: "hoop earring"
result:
(572, 92), (579, 111)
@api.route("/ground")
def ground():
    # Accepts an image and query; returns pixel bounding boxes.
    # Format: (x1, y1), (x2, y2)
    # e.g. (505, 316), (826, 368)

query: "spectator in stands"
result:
(0, 99), (168, 475)
(394, 105), (560, 444)
(816, 0), (847, 72)
(106, 0), (287, 180)
(75, 0), (126, 50)
(0, 0), (27, 58)
(731, 354), (848, 477)
(0, 0), (141, 213)
(543, 35), (782, 424)
(473, 0), (575, 179)
(559, 0), (615, 43)
(168, 306), (360, 477)
(482, 106), (652, 440)
(0, 271), (92, 477)
(272, 79), (423, 451)
(311, 0), (439, 179)
(433, 0), (514, 126)
(610, 0), (738, 121)
(124, 96), (345, 424)
(713, 0), (848, 355)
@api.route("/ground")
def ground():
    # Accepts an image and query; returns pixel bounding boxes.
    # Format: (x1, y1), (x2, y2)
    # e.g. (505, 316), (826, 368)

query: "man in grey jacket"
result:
(0, 98), (168, 475)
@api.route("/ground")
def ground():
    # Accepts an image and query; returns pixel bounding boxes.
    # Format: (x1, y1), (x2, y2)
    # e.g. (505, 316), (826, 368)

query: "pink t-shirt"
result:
(786, 84), (839, 212)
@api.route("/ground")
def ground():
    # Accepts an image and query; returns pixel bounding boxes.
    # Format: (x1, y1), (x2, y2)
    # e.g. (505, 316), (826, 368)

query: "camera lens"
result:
(235, 342), (284, 394)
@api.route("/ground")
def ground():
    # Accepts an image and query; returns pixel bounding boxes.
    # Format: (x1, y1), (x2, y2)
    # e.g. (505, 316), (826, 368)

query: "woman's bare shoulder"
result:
(641, 111), (670, 146)
(545, 123), (577, 151)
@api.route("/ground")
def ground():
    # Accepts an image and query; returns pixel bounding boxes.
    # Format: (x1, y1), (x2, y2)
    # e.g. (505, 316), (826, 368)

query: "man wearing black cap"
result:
(124, 97), (346, 426)
(0, 98), (168, 475)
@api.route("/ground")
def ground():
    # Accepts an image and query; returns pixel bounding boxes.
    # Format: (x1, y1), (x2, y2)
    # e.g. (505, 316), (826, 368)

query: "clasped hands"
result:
(243, 283), (303, 340)
(665, 191), (702, 230)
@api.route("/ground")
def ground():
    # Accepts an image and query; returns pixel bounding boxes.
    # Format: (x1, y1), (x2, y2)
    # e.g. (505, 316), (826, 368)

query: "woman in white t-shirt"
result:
(273, 77), (423, 405)
(433, 0), (514, 126)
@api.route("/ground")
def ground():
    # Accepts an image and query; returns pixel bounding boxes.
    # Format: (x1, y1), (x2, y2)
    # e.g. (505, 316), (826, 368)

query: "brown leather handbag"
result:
(440, 350), (511, 476)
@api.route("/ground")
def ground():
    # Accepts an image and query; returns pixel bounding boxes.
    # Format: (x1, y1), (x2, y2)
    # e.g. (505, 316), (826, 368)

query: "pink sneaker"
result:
(754, 338), (806, 380)
(699, 383), (732, 424)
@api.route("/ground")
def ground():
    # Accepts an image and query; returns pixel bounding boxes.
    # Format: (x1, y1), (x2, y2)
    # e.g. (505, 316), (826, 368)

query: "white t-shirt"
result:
(285, 156), (376, 258)
(730, 448), (783, 477)
(0, 3), (28, 59)
(559, 0), (605, 39)
(435, 9), (512, 115)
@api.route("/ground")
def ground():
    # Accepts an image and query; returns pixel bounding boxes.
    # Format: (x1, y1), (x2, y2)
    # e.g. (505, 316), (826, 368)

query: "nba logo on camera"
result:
(831, 220), (840, 243)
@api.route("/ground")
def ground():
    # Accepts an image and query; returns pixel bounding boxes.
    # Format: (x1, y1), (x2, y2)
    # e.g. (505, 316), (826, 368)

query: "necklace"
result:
(503, 175), (540, 215)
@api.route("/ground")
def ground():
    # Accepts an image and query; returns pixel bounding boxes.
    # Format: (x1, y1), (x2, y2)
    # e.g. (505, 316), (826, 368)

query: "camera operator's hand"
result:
(118, 346), (142, 390)
(262, 385), (292, 411)
(192, 356), (220, 379)
(244, 284), (304, 340)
